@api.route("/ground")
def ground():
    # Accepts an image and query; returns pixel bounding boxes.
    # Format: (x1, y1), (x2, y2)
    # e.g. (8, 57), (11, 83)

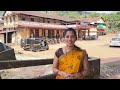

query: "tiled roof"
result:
(10, 11), (77, 22)
(3, 11), (105, 24)
(79, 17), (105, 23)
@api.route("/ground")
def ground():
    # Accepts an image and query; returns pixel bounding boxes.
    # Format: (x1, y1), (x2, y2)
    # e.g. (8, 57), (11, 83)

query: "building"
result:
(2, 11), (77, 44)
(0, 11), (106, 45)
(79, 17), (106, 36)
(0, 16), (4, 42)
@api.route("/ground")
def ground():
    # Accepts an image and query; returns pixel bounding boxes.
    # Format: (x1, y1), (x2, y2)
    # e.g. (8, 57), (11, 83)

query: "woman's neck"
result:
(65, 45), (74, 51)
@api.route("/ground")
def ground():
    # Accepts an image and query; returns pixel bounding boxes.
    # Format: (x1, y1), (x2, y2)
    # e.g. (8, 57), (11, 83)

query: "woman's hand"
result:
(58, 71), (83, 79)
(58, 71), (73, 79)
(73, 72), (83, 79)
(65, 72), (83, 79)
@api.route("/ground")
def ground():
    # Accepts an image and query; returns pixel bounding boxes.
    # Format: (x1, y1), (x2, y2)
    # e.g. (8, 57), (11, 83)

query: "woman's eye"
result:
(66, 36), (69, 38)
(66, 35), (75, 38)
(71, 36), (75, 38)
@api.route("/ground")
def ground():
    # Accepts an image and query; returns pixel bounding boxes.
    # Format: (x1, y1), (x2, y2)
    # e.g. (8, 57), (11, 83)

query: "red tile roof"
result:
(10, 11), (77, 22)
(79, 17), (105, 23)
(18, 21), (67, 30)
(3, 11), (105, 24)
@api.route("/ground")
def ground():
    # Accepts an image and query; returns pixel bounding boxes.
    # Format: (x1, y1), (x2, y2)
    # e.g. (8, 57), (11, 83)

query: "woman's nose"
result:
(68, 37), (72, 40)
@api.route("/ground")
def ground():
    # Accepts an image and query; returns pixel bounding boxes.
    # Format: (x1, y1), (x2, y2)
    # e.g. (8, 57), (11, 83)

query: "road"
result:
(13, 32), (120, 62)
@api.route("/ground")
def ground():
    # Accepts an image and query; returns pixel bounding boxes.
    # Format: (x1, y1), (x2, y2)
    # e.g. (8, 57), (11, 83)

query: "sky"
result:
(87, 11), (118, 14)
(96, 11), (118, 14)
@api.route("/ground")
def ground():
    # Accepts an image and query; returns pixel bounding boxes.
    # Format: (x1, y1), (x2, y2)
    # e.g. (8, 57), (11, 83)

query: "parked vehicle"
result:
(109, 37), (120, 47)
(85, 28), (98, 40)
(21, 37), (49, 52)
(115, 33), (120, 38)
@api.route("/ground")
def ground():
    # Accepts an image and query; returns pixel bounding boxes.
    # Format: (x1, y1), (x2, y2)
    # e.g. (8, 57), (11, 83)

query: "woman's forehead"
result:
(66, 31), (75, 35)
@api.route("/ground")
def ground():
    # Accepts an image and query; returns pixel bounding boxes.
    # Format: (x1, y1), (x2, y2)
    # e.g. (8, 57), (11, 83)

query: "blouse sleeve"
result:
(55, 48), (63, 58)
(55, 49), (59, 58)
(83, 50), (88, 60)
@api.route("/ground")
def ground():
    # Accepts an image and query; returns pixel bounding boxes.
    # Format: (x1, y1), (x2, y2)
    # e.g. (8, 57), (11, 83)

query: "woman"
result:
(52, 28), (90, 79)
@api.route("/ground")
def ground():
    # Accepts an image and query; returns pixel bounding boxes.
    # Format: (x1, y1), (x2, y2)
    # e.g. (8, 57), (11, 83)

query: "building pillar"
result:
(6, 32), (8, 44)
(15, 31), (17, 45)
(75, 22), (79, 39)
(33, 29), (35, 37)
(45, 29), (48, 37)
(88, 29), (90, 36)
(54, 30), (56, 38)
(40, 29), (43, 37)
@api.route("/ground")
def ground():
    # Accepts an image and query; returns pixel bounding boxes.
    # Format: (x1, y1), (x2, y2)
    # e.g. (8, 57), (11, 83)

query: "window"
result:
(14, 27), (16, 30)
(6, 17), (8, 24)
(10, 16), (12, 23)
(112, 38), (120, 41)
(48, 19), (50, 23)
(31, 18), (34, 22)
(13, 15), (15, 22)
(22, 18), (25, 21)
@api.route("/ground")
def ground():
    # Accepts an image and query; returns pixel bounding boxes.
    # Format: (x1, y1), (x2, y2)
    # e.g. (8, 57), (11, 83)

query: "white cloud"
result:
(96, 11), (117, 14)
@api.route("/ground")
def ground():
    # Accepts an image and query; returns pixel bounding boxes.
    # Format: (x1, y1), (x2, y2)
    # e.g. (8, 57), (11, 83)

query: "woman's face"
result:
(64, 31), (77, 47)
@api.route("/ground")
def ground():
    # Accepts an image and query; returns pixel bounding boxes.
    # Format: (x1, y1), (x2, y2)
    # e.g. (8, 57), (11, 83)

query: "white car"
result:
(109, 38), (120, 47)
(116, 33), (120, 38)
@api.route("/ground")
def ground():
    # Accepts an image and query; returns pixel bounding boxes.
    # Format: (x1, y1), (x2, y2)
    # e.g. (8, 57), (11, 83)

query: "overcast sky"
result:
(87, 11), (118, 14)
(96, 11), (118, 14)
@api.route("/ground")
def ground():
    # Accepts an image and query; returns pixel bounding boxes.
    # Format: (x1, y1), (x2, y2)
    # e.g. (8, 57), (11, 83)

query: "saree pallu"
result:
(56, 48), (86, 79)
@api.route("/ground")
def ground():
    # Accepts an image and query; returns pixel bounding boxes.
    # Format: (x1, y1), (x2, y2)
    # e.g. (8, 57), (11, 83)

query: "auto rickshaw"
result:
(21, 37), (49, 52)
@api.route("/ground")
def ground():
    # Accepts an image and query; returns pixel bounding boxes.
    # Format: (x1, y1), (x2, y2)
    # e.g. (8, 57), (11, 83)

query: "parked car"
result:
(109, 37), (120, 47)
(115, 33), (120, 38)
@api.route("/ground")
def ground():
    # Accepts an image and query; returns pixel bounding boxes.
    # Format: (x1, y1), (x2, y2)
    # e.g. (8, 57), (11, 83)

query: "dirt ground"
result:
(12, 32), (120, 60)
(1, 32), (120, 79)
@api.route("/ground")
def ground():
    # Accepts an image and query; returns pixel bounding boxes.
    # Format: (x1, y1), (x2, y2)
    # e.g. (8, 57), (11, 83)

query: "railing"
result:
(0, 57), (100, 79)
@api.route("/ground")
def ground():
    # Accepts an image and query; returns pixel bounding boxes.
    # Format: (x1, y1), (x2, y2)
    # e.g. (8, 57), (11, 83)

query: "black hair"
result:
(63, 28), (77, 39)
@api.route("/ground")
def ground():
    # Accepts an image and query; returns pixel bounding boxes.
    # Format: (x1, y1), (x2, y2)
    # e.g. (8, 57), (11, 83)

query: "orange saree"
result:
(56, 48), (86, 79)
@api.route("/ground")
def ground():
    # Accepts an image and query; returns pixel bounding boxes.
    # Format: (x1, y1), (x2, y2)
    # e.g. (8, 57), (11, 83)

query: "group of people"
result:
(52, 28), (90, 79)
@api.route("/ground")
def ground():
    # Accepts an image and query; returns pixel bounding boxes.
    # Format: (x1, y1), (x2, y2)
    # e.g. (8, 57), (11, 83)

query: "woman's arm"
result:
(81, 54), (90, 77)
(52, 54), (59, 75)
(73, 53), (90, 79)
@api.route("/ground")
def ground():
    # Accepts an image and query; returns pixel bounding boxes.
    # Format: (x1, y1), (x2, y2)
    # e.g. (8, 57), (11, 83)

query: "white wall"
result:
(12, 32), (16, 44)
(0, 34), (4, 43)
(86, 28), (97, 36)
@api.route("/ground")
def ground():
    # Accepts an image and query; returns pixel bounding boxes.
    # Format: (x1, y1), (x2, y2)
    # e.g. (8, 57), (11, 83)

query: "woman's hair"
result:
(63, 28), (77, 39)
